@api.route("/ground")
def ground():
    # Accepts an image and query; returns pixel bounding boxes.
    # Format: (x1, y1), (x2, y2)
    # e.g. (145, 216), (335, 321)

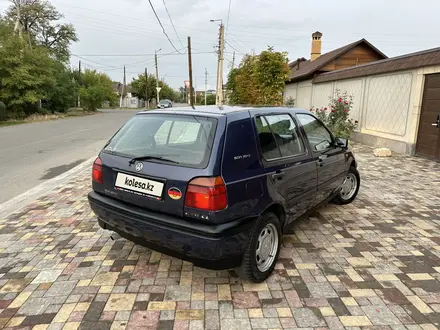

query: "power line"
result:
(225, 0), (232, 37)
(73, 50), (213, 58)
(161, 0), (184, 49)
(70, 54), (121, 69)
(147, 0), (182, 54)
(70, 50), (217, 74)
(225, 40), (245, 55)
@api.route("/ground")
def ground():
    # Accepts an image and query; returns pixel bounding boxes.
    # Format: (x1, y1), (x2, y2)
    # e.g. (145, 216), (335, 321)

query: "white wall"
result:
(296, 80), (313, 109)
(311, 82), (334, 110)
(284, 83), (297, 102)
(303, 71), (416, 144)
(285, 65), (440, 153)
(363, 73), (413, 137)
(284, 79), (313, 108)
(335, 79), (364, 126)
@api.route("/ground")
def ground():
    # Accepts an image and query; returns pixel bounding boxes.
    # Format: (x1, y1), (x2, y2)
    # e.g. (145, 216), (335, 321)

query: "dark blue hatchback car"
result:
(88, 106), (360, 282)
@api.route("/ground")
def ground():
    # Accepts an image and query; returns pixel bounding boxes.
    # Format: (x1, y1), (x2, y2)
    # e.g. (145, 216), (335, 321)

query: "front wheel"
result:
(236, 213), (281, 283)
(333, 166), (360, 205)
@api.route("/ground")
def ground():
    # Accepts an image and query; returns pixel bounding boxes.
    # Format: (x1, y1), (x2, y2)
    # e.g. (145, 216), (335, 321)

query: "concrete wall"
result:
(285, 65), (440, 154)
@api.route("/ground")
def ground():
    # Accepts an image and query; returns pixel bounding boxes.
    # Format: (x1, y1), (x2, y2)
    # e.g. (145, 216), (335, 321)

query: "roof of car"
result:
(138, 106), (310, 116)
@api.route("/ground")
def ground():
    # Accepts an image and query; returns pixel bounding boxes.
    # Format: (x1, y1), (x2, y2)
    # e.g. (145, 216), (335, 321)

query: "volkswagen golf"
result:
(88, 106), (360, 282)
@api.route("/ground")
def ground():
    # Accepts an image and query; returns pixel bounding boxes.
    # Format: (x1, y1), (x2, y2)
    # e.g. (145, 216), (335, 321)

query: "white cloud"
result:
(1, 0), (439, 88)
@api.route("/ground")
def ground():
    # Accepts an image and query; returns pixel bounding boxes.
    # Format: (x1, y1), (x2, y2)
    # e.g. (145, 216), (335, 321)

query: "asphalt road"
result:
(0, 110), (140, 204)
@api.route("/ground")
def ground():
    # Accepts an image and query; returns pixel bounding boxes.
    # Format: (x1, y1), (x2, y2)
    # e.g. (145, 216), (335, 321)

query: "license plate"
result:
(115, 173), (164, 198)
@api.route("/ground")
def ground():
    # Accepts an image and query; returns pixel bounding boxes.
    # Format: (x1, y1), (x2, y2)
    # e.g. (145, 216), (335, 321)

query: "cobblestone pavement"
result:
(1, 144), (440, 330)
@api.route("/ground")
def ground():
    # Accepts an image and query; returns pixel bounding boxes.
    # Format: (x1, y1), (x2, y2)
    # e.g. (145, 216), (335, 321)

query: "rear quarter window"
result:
(104, 114), (217, 168)
(221, 118), (261, 182)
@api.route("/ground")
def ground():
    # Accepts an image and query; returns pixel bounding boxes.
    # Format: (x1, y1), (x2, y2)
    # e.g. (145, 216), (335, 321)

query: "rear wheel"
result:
(236, 213), (281, 283)
(333, 166), (360, 205)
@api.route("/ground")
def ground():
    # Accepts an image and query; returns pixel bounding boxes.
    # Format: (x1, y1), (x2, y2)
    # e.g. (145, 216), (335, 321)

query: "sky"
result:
(1, 0), (440, 89)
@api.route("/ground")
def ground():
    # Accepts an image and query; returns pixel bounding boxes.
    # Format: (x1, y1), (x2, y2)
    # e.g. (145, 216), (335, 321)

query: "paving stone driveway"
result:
(0, 144), (440, 330)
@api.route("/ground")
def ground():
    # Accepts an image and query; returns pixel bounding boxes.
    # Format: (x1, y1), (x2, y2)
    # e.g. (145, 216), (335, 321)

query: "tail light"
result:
(92, 157), (103, 184)
(184, 177), (227, 211)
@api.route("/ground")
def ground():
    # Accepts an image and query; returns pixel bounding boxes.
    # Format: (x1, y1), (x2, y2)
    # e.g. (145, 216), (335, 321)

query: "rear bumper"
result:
(88, 191), (255, 270)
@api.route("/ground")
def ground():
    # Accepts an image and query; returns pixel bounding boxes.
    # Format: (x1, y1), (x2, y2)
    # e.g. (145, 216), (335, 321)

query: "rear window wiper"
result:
(128, 155), (180, 165)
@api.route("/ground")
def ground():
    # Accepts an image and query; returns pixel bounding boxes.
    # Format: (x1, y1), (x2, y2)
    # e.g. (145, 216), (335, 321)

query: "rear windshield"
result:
(104, 114), (218, 168)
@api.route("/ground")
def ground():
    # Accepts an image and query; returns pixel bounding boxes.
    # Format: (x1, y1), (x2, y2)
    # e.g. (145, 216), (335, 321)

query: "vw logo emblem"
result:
(135, 162), (143, 172)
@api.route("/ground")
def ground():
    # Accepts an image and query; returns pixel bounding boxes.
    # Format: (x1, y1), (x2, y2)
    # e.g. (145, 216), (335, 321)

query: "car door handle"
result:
(271, 171), (285, 180)
(316, 155), (327, 166)
(433, 114), (440, 128)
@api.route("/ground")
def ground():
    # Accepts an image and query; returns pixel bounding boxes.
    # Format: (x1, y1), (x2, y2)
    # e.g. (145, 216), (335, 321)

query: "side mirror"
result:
(335, 137), (348, 148)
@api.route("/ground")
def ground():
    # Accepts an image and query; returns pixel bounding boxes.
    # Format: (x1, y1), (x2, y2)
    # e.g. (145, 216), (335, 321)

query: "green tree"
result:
(159, 82), (178, 101)
(131, 73), (178, 103)
(0, 23), (57, 118)
(226, 68), (240, 104)
(0, 101), (7, 121)
(43, 63), (76, 113)
(226, 47), (289, 106)
(79, 70), (117, 111)
(234, 55), (258, 105)
(196, 93), (216, 105)
(6, 0), (78, 61)
(255, 47), (289, 105)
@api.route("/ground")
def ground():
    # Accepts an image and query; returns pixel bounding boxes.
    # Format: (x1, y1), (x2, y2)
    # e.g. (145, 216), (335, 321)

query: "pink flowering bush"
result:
(310, 90), (357, 139)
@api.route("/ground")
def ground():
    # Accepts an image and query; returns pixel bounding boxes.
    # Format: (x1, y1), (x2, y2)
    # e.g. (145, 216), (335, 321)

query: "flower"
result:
(324, 107), (327, 111)
(338, 98), (342, 103)
(331, 110), (335, 113)
(344, 101), (348, 105)
(355, 120), (359, 124)
(344, 110), (349, 113)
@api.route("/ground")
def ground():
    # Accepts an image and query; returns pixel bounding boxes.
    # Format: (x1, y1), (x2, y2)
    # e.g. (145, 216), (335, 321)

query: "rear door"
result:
(97, 113), (224, 217)
(252, 111), (317, 223)
(295, 113), (347, 204)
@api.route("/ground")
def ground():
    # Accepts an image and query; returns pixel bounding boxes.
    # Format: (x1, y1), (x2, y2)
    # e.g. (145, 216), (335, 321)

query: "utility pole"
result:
(214, 22), (225, 106)
(187, 36), (194, 108)
(78, 61), (81, 108)
(123, 65), (127, 108)
(231, 51), (236, 69)
(155, 49), (161, 106)
(119, 66), (126, 108)
(204, 68), (208, 106)
(145, 67), (149, 108)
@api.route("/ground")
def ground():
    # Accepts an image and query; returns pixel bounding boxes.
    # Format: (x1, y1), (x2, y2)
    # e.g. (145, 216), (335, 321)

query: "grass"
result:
(0, 108), (97, 127)
(0, 120), (26, 127)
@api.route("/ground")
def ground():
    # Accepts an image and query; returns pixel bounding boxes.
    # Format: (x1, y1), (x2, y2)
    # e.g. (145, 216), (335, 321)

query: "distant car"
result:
(88, 106), (360, 282)
(158, 99), (172, 108)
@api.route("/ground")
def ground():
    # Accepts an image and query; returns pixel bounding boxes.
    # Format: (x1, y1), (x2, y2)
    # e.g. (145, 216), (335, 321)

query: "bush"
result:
(0, 101), (7, 121)
(79, 70), (117, 111)
(311, 90), (358, 139)
(196, 93), (216, 105)
(284, 97), (295, 107)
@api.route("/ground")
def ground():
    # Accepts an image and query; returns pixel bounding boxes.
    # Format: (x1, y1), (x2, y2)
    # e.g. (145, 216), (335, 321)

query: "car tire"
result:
(236, 212), (281, 283)
(333, 166), (360, 205)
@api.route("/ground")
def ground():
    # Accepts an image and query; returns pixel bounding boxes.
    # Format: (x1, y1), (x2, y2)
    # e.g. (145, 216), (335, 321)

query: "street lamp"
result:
(210, 19), (222, 24)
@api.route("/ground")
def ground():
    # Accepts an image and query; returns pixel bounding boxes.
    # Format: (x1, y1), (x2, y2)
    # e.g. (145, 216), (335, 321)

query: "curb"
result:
(0, 157), (95, 219)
